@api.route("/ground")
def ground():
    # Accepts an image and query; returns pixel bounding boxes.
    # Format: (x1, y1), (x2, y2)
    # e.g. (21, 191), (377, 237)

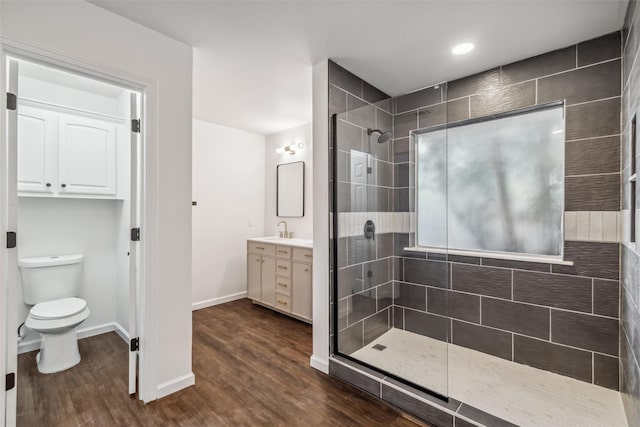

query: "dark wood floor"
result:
(17, 298), (420, 426)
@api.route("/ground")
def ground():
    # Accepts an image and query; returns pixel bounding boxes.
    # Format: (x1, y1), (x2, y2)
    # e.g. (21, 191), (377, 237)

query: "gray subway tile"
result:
(337, 237), (347, 268)
(457, 404), (518, 427)
(338, 264), (363, 299)
(594, 353), (620, 390)
(622, 245), (639, 301)
(593, 279), (620, 318)
(329, 359), (380, 396)
(482, 297), (550, 340)
(336, 119), (363, 151)
(362, 80), (390, 107)
(394, 110), (418, 138)
(448, 68), (501, 99)
(481, 257), (550, 273)
(404, 258), (448, 288)
(395, 85), (442, 113)
(393, 305), (404, 329)
(513, 335), (592, 383)
(377, 282), (393, 311)
(364, 308), (390, 346)
(428, 288), (480, 324)
(381, 384), (454, 427)
(552, 241), (619, 280)
(393, 137), (410, 163)
(451, 263), (512, 299)
(329, 84), (347, 116)
(578, 32), (622, 66)
(418, 102), (447, 128)
(347, 95), (376, 129)
(338, 321), (363, 354)
(538, 60), (621, 105)
(447, 254), (481, 265)
(394, 162), (410, 188)
(447, 97), (470, 123)
(376, 108), (393, 135)
(376, 232), (394, 259)
(337, 299), (347, 330)
(470, 81), (536, 118)
(501, 46), (576, 85)
(347, 235), (376, 265)
(565, 173), (620, 211)
(566, 136), (621, 175)
(513, 270), (592, 312)
(363, 258), (390, 289)
(394, 282), (426, 311)
(551, 310), (619, 356)
(452, 320), (512, 360)
(393, 188), (410, 213)
(349, 291), (377, 324)
(329, 61), (362, 97)
(376, 160), (393, 187)
(404, 308), (449, 342)
(566, 97), (621, 140)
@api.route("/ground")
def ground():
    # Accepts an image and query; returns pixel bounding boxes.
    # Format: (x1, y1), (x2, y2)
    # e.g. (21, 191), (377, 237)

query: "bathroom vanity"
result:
(247, 237), (313, 322)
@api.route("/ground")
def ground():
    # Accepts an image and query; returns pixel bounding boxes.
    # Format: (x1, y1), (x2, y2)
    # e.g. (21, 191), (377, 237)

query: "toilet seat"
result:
(30, 297), (87, 320)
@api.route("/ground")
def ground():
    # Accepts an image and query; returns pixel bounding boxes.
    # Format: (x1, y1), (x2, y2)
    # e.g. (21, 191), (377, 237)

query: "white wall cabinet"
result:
(247, 241), (312, 322)
(17, 103), (122, 199)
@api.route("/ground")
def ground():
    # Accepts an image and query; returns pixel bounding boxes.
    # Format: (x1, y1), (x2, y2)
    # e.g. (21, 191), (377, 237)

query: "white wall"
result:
(16, 198), (123, 345)
(264, 123), (313, 239)
(1, 1), (193, 402)
(192, 119), (265, 309)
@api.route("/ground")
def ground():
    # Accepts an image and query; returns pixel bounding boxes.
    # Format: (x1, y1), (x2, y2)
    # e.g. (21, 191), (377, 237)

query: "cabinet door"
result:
(17, 106), (55, 194)
(58, 113), (117, 196)
(247, 254), (262, 300)
(261, 256), (276, 306)
(292, 262), (312, 320)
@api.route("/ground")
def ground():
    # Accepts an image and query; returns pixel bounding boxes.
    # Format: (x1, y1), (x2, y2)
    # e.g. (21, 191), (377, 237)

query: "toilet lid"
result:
(30, 297), (87, 320)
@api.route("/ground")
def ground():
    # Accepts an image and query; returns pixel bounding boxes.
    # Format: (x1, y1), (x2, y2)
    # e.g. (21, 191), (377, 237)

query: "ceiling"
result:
(92, 0), (628, 136)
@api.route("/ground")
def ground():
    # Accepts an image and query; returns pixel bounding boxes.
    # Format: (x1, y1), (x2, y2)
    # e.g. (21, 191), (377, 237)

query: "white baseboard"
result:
(156, 372), (195, 399)
(18, 321), (129, 354)
(310, 354), (329, 373)
(192, 291), (247, 311)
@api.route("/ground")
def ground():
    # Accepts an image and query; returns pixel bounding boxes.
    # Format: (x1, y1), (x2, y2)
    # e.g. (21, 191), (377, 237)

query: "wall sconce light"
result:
(276, 142), (304, 155)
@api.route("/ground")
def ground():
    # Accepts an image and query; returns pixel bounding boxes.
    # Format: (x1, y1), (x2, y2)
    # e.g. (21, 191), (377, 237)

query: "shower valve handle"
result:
(364, 220), (376, 241)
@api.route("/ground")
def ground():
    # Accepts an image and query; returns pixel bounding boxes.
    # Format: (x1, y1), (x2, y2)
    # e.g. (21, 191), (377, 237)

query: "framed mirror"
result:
(277, 161), (304, 217)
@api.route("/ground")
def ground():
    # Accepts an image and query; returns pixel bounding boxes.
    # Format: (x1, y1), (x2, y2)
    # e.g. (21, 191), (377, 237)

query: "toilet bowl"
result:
(25, 297), (90, 373)
(19, 254), (89, 374)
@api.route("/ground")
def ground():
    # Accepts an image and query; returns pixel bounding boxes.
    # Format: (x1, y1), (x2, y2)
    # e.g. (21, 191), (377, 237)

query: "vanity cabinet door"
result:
(57, 113), (117, 196)
(17, 106), (55, 194)
(292, 261), (312, 320)
(261, 256), (276, 306)
(247, 254), (262, 300)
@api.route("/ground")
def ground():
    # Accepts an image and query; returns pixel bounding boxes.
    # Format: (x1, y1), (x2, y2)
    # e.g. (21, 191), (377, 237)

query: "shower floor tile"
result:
(351, 328), (627, 427)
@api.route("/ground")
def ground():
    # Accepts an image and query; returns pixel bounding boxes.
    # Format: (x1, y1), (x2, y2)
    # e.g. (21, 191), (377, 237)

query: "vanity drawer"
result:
(275, 276), (291, 295)
(248, 242), (275, 256)
(292, 247), (313, 263)
(275, 294), (291, 312)
(276, 245), (291, 259)
(276, 259), (291, 277)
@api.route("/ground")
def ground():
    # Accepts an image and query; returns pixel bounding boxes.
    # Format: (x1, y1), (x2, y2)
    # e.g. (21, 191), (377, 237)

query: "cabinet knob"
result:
(45, 183), (51, 187)
(61, 183), (67, 188)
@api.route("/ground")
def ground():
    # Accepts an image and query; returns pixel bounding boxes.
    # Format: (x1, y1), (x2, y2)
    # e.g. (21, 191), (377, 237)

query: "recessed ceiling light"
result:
(452, 43), (474, 55)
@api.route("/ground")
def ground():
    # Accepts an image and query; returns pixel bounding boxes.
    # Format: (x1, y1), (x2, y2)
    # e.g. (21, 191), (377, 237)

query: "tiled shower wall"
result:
(328, 60), (397, 355)
(621, 1), (640, 426)
(392, 31), (622, 391)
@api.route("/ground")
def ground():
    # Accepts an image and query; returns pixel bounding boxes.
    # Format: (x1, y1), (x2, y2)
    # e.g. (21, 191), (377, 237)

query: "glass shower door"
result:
(333, 81), (449, 399)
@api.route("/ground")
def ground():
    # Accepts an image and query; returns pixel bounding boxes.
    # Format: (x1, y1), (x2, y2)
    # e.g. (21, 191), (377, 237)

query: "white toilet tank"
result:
(19, 254), (84, 305)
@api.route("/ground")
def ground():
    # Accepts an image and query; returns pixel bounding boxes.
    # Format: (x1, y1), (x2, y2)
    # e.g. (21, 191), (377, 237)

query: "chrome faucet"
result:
(277, 221), (292, 239)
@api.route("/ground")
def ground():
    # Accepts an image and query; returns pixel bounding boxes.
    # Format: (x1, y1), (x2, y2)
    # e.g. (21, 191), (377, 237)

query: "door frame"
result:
(1, 35), (160, 422)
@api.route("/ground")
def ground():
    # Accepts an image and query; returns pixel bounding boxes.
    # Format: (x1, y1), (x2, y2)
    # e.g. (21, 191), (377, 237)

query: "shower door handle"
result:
(364, 220), (375, 241)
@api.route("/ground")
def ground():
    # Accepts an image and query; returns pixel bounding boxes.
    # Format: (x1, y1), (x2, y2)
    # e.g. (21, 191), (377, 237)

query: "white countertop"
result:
(248, 236), (313, 249)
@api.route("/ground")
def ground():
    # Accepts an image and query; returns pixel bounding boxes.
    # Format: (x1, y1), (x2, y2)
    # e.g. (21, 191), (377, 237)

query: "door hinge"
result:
(5, 372), (15, 391)
(131, 119), (141, 133)
(131, 228), (140, 242)
(7, 231), (16, 249)
(7, 92), (17, 111)
(130, 337), (139, 352)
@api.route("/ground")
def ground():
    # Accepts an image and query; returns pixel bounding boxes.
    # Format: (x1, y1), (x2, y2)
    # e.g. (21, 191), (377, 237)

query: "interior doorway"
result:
(2, 55), (144, 425)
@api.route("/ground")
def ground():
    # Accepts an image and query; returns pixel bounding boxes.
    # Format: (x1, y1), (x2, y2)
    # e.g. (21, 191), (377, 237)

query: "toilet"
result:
(19, 254), (90, 374)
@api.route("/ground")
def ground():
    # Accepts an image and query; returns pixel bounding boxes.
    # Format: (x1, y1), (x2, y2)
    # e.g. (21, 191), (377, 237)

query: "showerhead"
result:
(367, 128), (392, 144)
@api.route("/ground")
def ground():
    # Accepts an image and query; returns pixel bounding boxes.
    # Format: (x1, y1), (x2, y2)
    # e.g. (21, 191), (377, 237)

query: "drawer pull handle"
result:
(278, 283), (288, 287)
(256, 246), (265, 250)
(278, 266), (288, 270)
(278, 250), (288, 254)
(305, 268), (309, 272)
(304, 254), (312, 258)
(278, 300), (288, 305)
